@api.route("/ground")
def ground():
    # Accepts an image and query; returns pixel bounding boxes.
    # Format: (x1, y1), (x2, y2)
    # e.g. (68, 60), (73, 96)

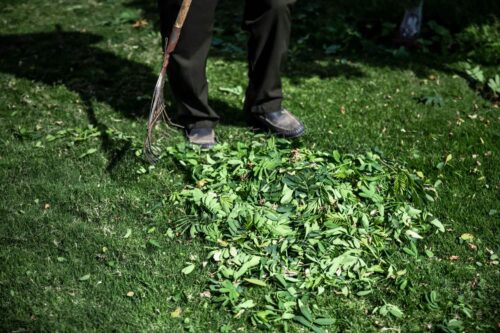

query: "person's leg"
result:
(242, 0), (304, 138)
(243, 0), (295, 115)
(158, 0), (219, 129)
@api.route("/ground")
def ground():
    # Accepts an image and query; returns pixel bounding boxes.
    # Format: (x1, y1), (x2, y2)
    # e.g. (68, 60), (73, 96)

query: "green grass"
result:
(1, 0), (499, 332)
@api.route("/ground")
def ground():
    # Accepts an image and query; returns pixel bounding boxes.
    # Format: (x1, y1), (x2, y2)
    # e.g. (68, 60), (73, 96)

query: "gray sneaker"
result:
(185, 128), (216, 149)
(248, 109), (305, 138)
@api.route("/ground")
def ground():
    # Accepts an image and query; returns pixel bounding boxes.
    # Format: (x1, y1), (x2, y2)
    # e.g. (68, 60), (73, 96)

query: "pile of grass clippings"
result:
(166, 134), (443, 332)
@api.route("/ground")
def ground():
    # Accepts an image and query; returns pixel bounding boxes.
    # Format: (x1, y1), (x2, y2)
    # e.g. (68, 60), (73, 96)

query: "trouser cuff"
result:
(184, 119), (218, 129)
(247, 99), (282, 115)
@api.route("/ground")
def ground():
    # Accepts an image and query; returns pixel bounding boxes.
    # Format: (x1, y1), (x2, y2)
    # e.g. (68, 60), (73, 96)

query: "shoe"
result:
(396, 2), (423, 45)
(248, 109), (305, 138)
(185, 128), (216, 149)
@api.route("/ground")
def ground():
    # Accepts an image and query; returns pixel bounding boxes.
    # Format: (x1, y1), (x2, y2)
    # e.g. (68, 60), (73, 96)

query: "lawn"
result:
(0, 0), (499, 332)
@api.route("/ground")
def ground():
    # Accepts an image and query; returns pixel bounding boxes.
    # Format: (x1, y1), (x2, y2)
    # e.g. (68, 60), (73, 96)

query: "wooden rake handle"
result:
(175, 0), (192, 28)
(165, 0), (192, 54)
(143, 0), (193, 163)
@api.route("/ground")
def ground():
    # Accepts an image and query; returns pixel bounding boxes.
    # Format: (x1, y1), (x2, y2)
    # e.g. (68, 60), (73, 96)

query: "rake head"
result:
(143, 67), (177, 164)
(143, 0), (192, 164)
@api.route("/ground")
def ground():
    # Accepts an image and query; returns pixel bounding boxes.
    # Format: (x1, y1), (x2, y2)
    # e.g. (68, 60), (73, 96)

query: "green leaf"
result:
(79, 148), (97, 158)
(293, 316), (325, 333)
(243, 278), (267, 287)
(274, 273), (288, 288)
(280, 184), (294, 204)
(356, 290), (372, 296)
(287, 287), (298, 298)
(446, 319), (464, 330)
(236, 299), (255, 309)
(298, 299), (313, 322)
(123, 228), (132, 238)
(119, 9), (141, 23)
(487, 74), (500, 94)
(405, 230), (423, 239)
(388, 305), (404, 318)
(79, 274), (90, 281)
(148, 239), (161, 248)
(430, 219), (445, 232)
(233, 256), (260, 280)
(256, 310), (276, 323)
(218, 85), (243, 96)
(271, 223), (294, 236)
(181, 264), (195, 275)
(314, 317), (336, 326)
(380, 304), (404, 318)
(465, 64), (485, 83)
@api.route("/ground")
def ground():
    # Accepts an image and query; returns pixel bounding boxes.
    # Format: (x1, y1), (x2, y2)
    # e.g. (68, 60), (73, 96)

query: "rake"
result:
(144, 0), (192, 163)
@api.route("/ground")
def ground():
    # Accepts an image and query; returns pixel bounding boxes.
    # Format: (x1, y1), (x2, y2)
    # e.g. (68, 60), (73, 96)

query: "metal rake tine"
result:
(143, 0), (192, 163)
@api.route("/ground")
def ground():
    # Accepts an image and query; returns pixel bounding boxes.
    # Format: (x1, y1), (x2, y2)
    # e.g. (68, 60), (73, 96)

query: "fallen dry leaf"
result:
(460, 233), (475, 242)
(468, 243), (477, 251)
(132, 19), (148, 28)
(171, 307), (182, 318)
(196, 179), (207, 188)
(290, 148), (301, 162)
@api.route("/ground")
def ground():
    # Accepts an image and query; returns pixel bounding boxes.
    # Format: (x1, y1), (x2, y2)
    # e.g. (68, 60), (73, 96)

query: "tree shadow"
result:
(0, 27), (246, 171)
(1, 0), (498, 171)
(0, 28), (155, 120)
(0, 28), (154, 172)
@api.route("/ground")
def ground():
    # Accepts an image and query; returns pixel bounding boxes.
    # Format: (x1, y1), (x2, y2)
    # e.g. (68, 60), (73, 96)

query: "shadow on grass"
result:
(0, 27), (244, 172)
(1, 0), (498, 169)
(0, 28), (158, 120)
(0, 28), (154, 171)
(0, 27), (363, 171)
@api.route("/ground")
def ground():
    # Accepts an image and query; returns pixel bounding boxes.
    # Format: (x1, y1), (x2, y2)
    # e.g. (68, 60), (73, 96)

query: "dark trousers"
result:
(158, 0), (295, 129)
